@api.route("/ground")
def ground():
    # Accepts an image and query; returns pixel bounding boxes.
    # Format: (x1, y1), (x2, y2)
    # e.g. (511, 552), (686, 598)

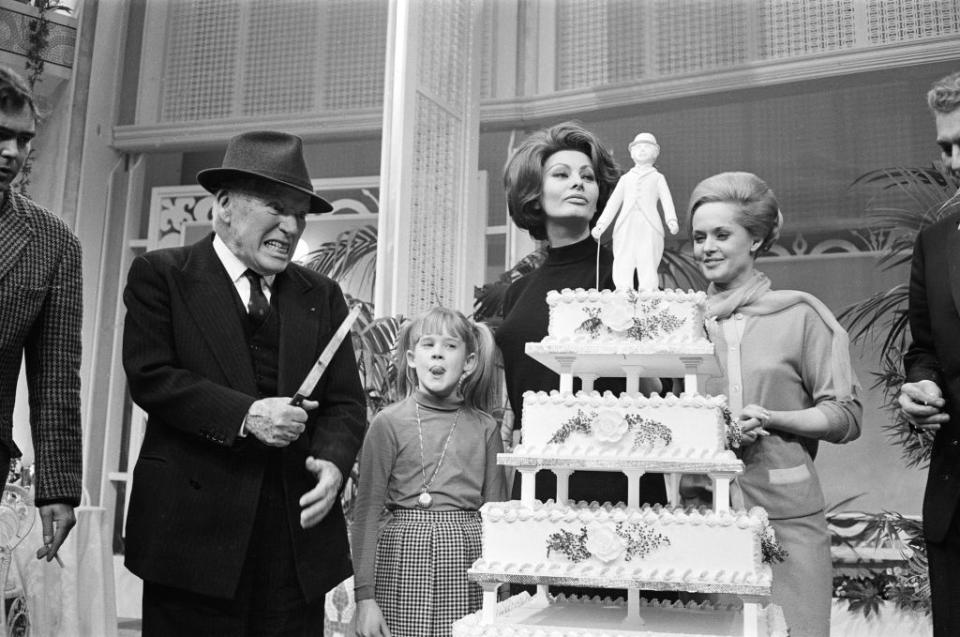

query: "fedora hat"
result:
(197, 131), (333, 214)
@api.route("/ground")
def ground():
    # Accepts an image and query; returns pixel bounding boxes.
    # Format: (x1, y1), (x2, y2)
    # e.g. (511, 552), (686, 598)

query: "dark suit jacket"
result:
(905, 211), (960, 543)
(121, 235), (366, 601)
(0, 191), (82, 506)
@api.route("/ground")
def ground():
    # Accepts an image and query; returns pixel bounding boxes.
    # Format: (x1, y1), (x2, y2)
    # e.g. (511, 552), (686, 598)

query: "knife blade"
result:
(290, 305), (363, 406)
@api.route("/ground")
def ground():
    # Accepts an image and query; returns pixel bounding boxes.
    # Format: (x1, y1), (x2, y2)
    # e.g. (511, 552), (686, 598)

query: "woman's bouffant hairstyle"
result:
(928, 70), (960, 114)
(687, 171), (782, 255)
(503, 121), (620, 241)
(396, 307), (499, 414)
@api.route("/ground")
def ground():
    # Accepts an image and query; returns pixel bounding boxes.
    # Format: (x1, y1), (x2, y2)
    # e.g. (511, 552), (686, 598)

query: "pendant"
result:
(418, 492), (433, 508)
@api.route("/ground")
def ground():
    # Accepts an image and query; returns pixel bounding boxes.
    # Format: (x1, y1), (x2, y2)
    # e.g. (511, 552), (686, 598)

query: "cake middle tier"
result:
(511, 391), (738, 470)
(469, 501), (775, 595)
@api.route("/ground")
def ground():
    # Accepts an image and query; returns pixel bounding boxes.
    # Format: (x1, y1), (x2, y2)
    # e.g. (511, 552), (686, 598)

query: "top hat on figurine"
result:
(197, 131), (333, 214)
(628, 132), (660, 152)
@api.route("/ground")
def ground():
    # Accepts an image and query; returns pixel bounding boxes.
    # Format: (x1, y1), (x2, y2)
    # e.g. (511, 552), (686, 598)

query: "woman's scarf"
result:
(705, 270), (858, 402)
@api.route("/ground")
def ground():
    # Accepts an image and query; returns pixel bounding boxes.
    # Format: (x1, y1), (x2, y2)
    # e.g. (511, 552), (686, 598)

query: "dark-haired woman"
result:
(495, 121), (666, 506)
(690, 171), (862, 637)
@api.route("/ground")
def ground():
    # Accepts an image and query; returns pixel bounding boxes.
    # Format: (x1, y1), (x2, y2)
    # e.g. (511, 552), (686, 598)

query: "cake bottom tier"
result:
(452, 592), (788, 637)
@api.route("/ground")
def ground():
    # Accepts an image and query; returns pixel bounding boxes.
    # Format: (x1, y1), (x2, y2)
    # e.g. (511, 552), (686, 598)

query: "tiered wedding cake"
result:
(453, 288), (788, 637)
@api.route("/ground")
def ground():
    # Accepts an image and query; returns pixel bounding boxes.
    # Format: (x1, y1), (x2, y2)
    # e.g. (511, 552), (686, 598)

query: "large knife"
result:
(290, 305), (363, 407)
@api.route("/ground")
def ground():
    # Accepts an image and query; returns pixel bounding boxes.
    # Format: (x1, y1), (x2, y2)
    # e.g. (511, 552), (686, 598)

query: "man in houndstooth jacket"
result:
(0, 66), (82, 564)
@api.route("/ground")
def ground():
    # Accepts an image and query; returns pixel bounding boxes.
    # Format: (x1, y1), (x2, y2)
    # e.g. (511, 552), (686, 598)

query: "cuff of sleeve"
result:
(354, 585), (374, 601)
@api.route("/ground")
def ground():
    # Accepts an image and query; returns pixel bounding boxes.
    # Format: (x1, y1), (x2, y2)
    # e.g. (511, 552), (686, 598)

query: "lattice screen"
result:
(557, 0), (612, 91)
(866, 0), (960, 43)
(654, 0), (750, 76)
(323, 0), (387, 111)
(243, 2), (322, 117)
(759, 0), (856, 59)
(550, 0), (955, 95)
(161, 0), (241, 122)
(158, 0), (386, 123)
(406, 0), (476, 314)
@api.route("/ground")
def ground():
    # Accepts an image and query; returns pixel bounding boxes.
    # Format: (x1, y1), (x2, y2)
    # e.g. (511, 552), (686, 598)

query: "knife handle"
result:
(290, 394), (307, 407)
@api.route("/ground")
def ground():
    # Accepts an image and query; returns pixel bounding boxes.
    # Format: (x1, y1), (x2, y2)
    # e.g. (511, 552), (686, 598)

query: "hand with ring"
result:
(737, 403), (772, 446)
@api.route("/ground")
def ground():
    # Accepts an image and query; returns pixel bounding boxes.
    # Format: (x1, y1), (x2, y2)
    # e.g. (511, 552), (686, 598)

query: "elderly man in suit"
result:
(899, 69), (960, 637)
(122, 131), (366, 635)
(0, 66), (81, 565)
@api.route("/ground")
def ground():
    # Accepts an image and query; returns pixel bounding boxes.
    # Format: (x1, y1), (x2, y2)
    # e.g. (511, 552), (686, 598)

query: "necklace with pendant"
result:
(415, 402), (460, 509)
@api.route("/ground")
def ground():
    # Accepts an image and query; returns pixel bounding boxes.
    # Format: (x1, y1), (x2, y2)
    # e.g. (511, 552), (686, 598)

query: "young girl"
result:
(352, 307), (507, 637)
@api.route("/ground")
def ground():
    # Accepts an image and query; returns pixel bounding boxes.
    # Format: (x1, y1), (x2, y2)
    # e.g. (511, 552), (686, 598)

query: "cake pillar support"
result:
(742, 601), (759, 637)
(552, 468), (573, 504)
(556, 355), (577, 394)
(519, 468), (538, 506)
(710, 473), (733, 513)
(678, 356), (705, 395)
(663, 473), (681, 507)
(623, 469), (646, 508)
(533, 585), (550, 606)
(480, 582), (500, 625)
(626, 589), (643, 623)
(622, 365), (645, 396)
(580, 373), (597, 393)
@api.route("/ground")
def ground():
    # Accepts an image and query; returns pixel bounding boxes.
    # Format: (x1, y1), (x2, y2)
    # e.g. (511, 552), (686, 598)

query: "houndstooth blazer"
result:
(0, 191), (83, 506)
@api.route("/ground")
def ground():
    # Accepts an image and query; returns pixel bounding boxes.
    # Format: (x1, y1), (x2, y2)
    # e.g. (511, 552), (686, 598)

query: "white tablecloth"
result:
(12, 506), (117, 637)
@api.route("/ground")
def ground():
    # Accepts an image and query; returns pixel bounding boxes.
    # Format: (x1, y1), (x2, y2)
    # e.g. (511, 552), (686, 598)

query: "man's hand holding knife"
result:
(242, 306), (362, 527)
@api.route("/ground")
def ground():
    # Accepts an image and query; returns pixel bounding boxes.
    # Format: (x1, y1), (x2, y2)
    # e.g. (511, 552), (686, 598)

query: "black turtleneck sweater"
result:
(494, 236), (666, 505)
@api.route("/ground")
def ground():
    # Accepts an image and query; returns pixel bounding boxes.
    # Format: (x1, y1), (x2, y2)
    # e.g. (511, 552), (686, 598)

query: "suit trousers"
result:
(928, 506), (960, 637)
(142, 451), (324, 636)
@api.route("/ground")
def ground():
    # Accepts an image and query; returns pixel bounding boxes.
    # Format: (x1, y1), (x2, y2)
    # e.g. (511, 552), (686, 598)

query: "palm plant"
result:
(838, 162), (960, 468)
(303, 226), (403, 518)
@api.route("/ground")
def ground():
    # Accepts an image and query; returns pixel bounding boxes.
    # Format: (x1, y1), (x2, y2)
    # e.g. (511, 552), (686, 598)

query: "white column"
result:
(710, 473), (732, 513)
(480, 582), (500, 624)
(377, 0), (483, 316)
(624, 469), (645, 508)
(742, 601), (759, 637)
(519, 468), (538, 506)
(580, 373), (597, 393)
(553, 469), (572, 504)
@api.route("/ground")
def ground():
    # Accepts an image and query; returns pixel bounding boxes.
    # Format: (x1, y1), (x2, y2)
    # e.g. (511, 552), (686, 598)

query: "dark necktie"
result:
(243, 269), (269, 324)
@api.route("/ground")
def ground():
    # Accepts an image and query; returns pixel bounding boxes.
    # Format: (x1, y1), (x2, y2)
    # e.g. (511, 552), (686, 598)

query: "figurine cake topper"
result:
(591, 132), (678, 290)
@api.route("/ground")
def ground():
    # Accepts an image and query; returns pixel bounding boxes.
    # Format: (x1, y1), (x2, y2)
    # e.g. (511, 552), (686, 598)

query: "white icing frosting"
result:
(542, 288), (712, 354)
(516, 390), (731, 465)
(451, 592), (789, 637)
(474, 502), (772, 593)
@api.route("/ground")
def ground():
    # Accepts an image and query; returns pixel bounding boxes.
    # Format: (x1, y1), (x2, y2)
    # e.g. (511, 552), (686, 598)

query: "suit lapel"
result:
(0, 195), (33, 283)
(949, 226), (960, 321)
(276, 267), (318, 396)
(179, 237), (258, 393)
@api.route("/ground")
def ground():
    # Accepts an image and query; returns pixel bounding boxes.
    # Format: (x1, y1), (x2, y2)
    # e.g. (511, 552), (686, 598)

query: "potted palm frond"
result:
(838, 162), (960, 469)
(831, 162), (959, 623)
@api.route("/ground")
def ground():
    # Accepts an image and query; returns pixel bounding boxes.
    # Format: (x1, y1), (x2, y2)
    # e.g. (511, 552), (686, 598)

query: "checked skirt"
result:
(375, 508), (482, 637)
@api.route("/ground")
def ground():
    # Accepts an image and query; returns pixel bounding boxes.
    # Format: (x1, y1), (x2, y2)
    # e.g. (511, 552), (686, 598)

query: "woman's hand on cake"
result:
(738, 404), (772, 445)
(356, 599), (393, 637)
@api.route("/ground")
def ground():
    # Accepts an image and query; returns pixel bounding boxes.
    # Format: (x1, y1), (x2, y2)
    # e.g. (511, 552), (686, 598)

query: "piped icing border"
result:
(471, 502), (773, 594)
(451, 592), (789, 637)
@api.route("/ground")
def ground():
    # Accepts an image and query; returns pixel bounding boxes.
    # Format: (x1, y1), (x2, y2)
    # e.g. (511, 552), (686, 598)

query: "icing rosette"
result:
(600, 301), (634, 332)
(593, 409), (629, 443)
(583, 523), (625, 563)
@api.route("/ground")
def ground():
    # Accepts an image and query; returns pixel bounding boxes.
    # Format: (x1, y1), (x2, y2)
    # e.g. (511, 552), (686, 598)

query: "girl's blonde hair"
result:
(396, 307), (499, 413)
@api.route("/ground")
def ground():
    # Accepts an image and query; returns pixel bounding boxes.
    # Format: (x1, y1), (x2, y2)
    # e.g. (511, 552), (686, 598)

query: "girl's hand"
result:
(356, 599), (392, 637)
(737, 404), (772, 446)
